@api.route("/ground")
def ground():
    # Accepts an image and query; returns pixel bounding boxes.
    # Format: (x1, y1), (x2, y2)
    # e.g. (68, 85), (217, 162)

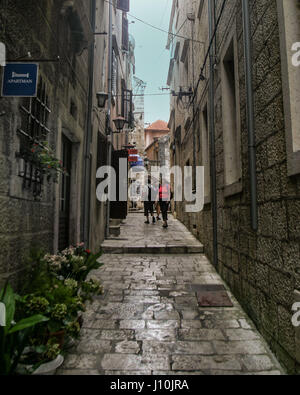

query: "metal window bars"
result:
(16, 77), (51, 199)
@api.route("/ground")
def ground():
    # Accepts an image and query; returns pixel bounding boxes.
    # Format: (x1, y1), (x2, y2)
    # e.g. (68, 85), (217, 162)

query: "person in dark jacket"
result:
(144, 178), (156, 224)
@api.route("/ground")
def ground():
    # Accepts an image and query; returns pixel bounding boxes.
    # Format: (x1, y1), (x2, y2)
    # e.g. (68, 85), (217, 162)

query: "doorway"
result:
(59, 134), (72, 251)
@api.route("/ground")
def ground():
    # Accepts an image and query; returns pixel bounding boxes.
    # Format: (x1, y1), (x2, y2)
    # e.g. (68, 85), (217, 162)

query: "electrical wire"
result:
(191, 0), (227, 104)
(135, 93), (170, 96)
(168, 18), (188, 51)
(154, 17), (188, 67)
(103, 0), (204, 44)
(178, 0), (227, 138)
(128, 12), (204, 44)
(158, 0), (170, 28)
(114, 92), (170, 97)
(33, 0), (89, 96)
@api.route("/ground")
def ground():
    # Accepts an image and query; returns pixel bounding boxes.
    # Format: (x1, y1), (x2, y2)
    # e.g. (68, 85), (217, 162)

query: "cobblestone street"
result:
(58, 214), (284, 375)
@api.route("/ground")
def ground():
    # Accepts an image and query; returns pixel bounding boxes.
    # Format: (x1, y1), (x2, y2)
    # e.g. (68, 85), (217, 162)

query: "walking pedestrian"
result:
(154, 181), (161, 220)
(156, 201), (161, 221)
(143, 178), (156, 224)
(158, 179), (170, 228)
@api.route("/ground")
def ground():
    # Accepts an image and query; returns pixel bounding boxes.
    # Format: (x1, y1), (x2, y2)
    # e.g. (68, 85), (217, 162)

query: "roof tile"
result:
(145, 120), (169, 131)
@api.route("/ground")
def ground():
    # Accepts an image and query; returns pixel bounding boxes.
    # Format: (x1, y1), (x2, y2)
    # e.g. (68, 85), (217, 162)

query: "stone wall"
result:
(0, 0), (92, 287)
(168, 0), (300, 373)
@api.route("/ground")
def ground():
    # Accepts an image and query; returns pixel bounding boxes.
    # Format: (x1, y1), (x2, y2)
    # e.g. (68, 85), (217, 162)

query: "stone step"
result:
(100, 243), (204, 254)
(109, 225), (121, 237)
(109, 219), (121, 226)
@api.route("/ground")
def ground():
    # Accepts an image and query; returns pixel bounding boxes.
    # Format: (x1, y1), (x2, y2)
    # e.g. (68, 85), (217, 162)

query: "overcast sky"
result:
(129, 0), (172, 125)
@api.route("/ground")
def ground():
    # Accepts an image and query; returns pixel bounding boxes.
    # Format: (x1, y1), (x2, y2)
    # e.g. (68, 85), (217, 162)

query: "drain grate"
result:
(189, 284), (233, 307)
(188, 284), (226, 292)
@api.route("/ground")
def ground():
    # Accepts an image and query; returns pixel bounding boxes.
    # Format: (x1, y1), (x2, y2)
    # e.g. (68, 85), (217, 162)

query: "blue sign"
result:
(1, 63), (39, 97)
(130, 155), (144, 168)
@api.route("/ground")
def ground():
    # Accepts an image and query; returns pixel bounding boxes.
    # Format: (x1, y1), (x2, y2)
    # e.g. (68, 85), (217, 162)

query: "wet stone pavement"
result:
(57, 214), (284, 375)
(101, 213), (204, 254)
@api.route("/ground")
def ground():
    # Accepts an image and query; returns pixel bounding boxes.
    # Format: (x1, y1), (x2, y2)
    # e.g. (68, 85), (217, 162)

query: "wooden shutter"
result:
(122, 14), (129, 51)
(112, 50), (118, 98)
(122, 88), (133, 127)
(117, 0), (130, 12)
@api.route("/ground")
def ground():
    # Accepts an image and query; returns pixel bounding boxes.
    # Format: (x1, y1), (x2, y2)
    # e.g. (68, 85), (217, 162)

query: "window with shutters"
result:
(221, 31), (242, 196)
(117, 0), (130, 13)
(121, 83), (133, 128)
(112, 49), (118, 101)
(122, 13), (129, 51)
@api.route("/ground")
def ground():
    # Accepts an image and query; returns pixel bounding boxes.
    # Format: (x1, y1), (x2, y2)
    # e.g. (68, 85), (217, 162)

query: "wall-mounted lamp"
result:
(113, 115), (127, 133)
(172, 87), (193, 110)
(96, 92), (108, 108)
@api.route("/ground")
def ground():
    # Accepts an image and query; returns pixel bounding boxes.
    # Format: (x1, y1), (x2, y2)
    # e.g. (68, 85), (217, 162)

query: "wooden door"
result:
(110, 149), (128, 220)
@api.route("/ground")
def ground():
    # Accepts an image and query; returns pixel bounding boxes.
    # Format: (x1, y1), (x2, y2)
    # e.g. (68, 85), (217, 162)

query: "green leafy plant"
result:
(81, 277), (103, 302)
(12, 245), (104, 372)
(45, 243), (103, 283)
(0, 284), (48, 376)
(29, 141), (67, 183)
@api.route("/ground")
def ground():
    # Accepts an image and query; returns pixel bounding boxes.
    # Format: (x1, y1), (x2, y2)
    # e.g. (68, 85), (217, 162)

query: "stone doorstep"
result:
(110, 219), (121, 226)
(109, 225), (121, 237)
(100, 245), (204, 254)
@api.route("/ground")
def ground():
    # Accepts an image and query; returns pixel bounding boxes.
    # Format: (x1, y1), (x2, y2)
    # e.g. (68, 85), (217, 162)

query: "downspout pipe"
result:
(105, 0), (113, 238)
(83, 0), (96, 246)
(191, 17), (196, 189)
(242, 0), (258, 231)
(208, 0), (218, 269)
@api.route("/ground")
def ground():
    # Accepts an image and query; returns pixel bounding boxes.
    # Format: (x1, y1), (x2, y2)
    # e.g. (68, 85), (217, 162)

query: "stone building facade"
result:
(130, 75), (146, 155)
(167, 0), (300, 373)
(145, 122), (171, 187)
(0, 0), (134, 286)
(0, 0), (92, 285)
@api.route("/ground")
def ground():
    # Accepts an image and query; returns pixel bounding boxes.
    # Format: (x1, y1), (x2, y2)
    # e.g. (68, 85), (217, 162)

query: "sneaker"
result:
(157, 216), (161, 221)
(152, 217), (156, 224)
(145, 220), (150, 224)
(163, 223), (168, 228)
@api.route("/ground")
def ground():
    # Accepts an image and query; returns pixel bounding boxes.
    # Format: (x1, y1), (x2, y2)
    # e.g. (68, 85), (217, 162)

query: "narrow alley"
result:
(1, 0), (299, 378)
(57, 213), (283, 375)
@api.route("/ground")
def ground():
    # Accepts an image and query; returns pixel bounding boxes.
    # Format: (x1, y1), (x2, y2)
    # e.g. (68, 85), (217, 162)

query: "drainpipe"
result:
(83, 0), (96, 246)
(242, 0), (258, 231)
(191, 15), (196, 191)
(105, 0), (113, 238)
(208, 0), (218, 269)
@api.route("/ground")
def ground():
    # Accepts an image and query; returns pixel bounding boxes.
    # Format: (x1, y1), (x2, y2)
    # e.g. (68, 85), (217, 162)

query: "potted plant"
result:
(28, 141), (68, 183)
(45, 243), (103, 284)
(0, 284), (48, 376)
(13, 245), (104, 375)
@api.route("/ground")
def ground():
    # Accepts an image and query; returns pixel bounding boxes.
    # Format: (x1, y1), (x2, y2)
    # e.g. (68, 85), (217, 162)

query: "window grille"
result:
(17, 76), (52, 198)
